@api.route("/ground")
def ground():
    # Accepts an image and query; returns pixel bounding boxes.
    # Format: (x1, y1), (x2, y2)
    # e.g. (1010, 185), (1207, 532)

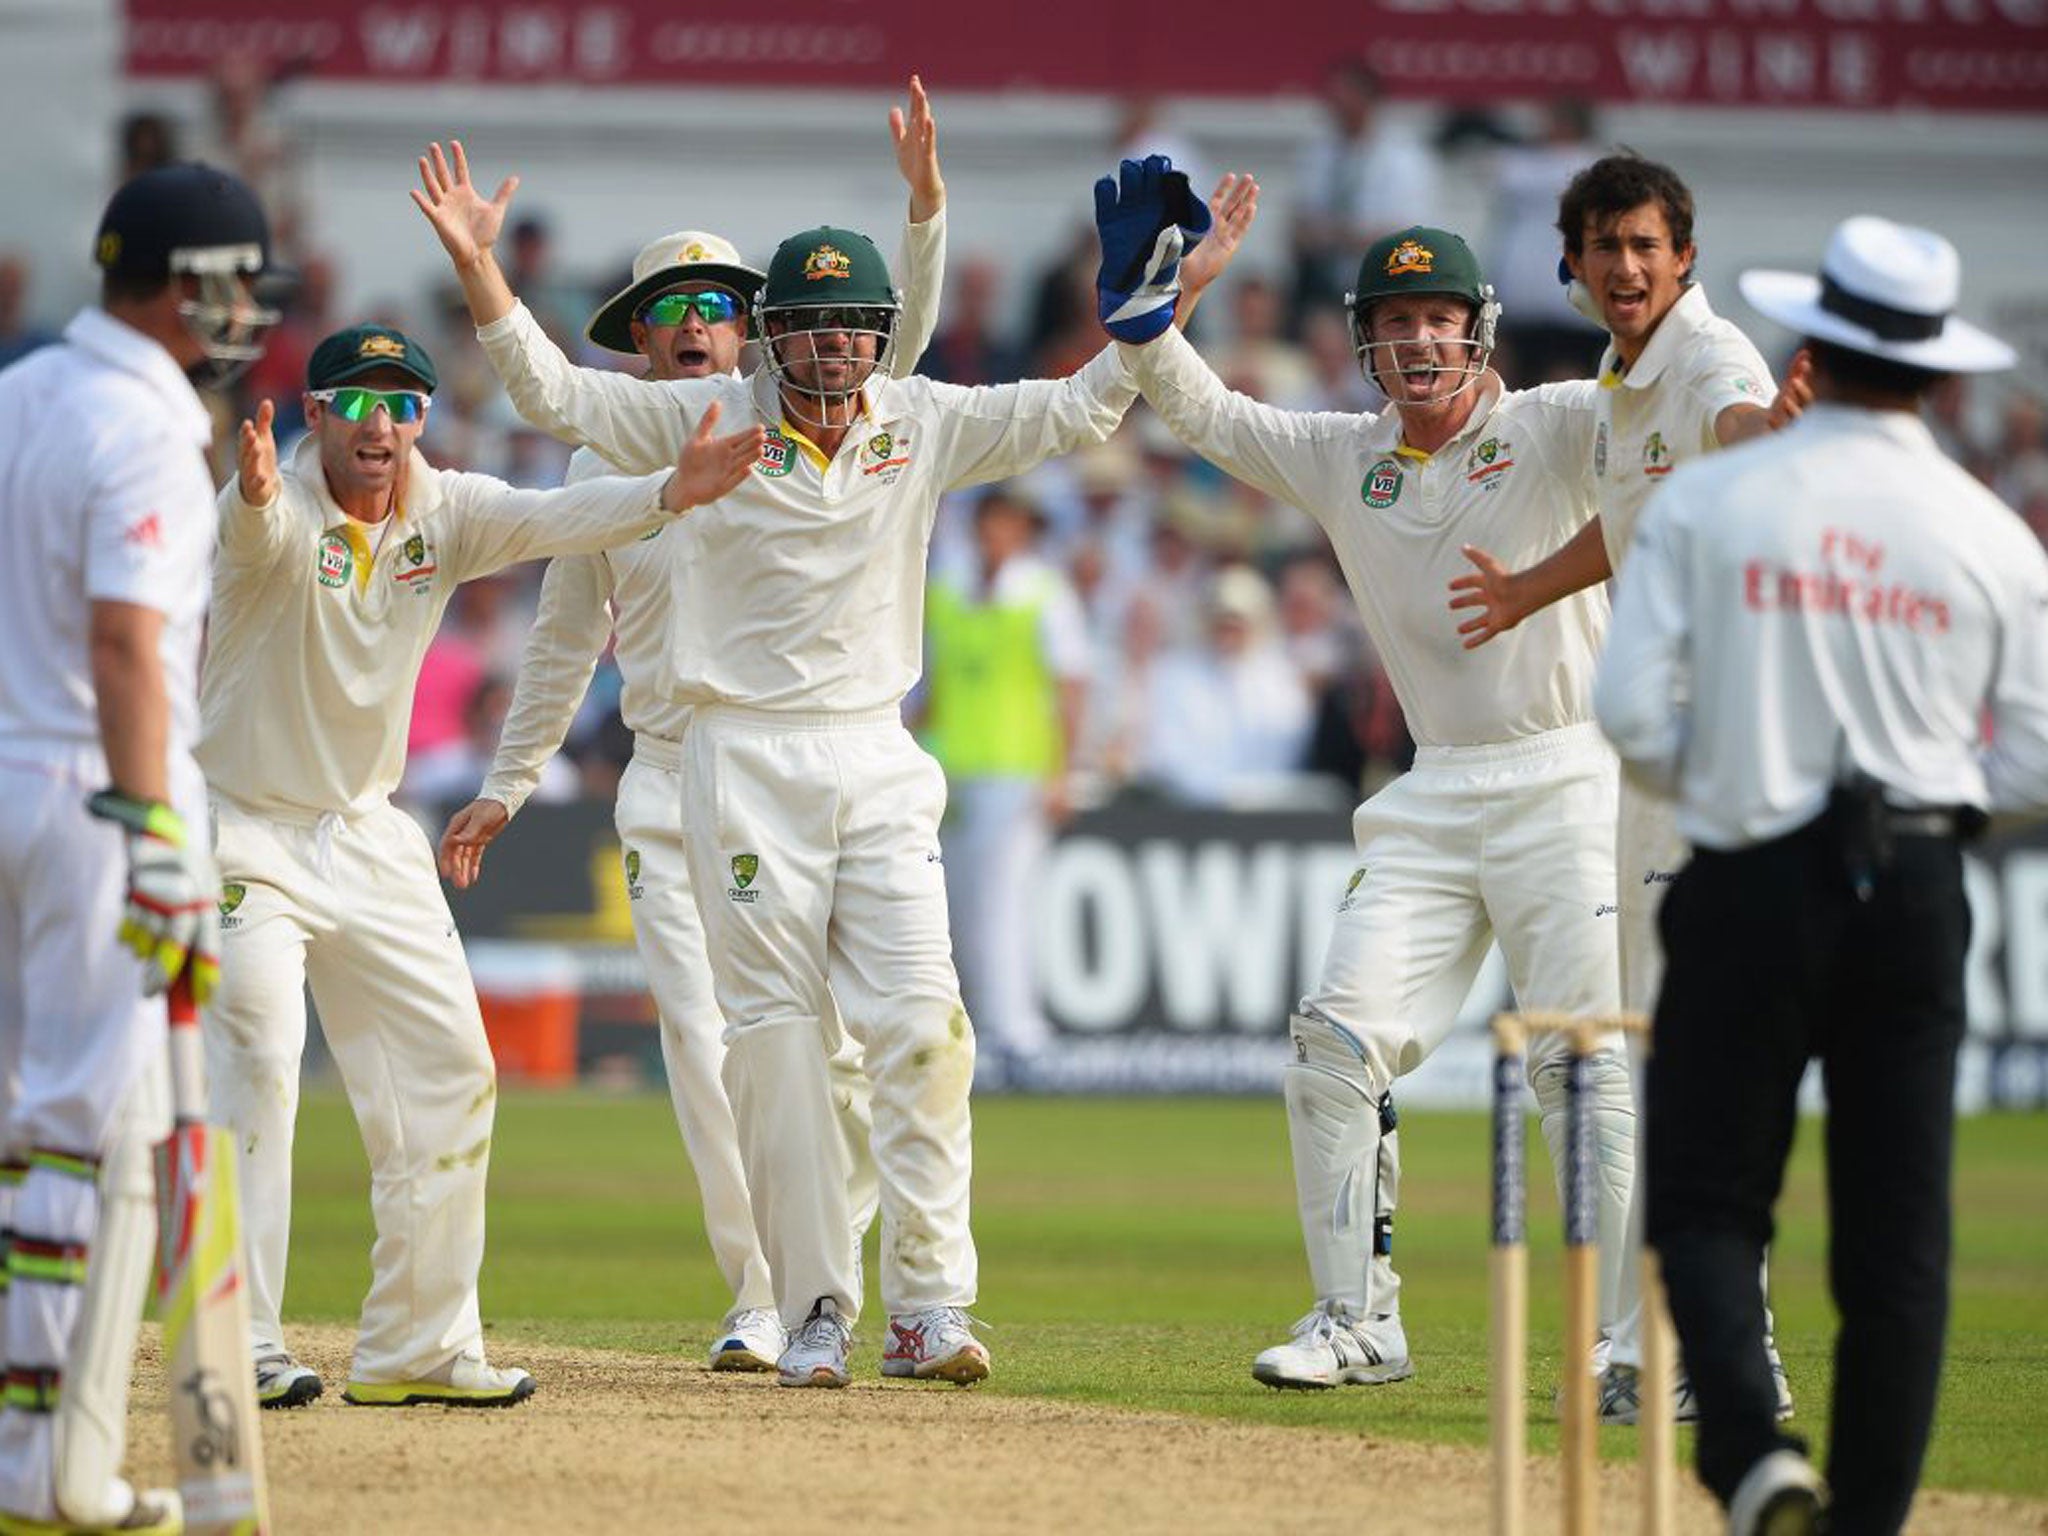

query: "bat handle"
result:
(166, 972), (208, 1125)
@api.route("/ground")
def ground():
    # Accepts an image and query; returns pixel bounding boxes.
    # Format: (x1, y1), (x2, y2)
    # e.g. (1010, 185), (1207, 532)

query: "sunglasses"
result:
(787, 307), (892, 333)
(640, 290), (743, 328)
(309, 386), (430, 424)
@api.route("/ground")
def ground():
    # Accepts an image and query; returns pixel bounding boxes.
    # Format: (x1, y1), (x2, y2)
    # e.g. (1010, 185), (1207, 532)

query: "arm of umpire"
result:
(413, 139), (701, 472)
(1592, 492), (1692, 795)
(1982, 533), (2048, 818)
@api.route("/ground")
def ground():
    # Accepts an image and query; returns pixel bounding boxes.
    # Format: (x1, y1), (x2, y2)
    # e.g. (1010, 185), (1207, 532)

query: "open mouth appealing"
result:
(1605, 286), (1649, 325)
(354, 443), (396, 471)
(672, 345), (712, 372)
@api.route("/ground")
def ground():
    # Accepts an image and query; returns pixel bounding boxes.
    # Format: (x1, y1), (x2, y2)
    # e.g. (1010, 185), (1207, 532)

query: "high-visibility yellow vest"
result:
(923, 569), (1061, 780)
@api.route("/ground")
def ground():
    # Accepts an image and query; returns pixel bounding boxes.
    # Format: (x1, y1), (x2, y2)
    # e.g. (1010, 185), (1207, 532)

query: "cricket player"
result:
(1596, 216), (2037, 1536)
(1449, 152), (1808, 1420)
(1111, 204), (1637, 1388)
(200, 322), (761, 1411)
(0, 162), (277, 1534)
(416, 137), (1207, 1388)
(433, 81), (948, 1372)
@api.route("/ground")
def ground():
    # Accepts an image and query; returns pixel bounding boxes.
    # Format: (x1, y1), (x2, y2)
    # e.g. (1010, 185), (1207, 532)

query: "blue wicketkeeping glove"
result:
(1095, 155), (1213, 345)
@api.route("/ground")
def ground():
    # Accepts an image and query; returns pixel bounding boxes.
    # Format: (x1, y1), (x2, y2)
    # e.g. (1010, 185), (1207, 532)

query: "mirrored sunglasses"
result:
(794, 307), (892, 333)
(640, 290), (743, 328)
(309, 386), (430, 424)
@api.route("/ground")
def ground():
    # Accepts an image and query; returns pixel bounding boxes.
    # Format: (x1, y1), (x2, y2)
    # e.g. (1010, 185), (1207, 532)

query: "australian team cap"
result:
(1739, 216), (2013, 374)
(759, 227), (897, 312)
(1349, 226), (1489, 311)
(307, 324), (440, 393)
(587, 230), (766, 356)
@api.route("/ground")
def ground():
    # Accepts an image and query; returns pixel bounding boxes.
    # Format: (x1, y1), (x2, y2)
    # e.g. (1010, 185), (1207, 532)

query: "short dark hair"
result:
(100, 270), (170, 307)
(1808, 339), (1945, 401)
(1556, 151), (1695, 263)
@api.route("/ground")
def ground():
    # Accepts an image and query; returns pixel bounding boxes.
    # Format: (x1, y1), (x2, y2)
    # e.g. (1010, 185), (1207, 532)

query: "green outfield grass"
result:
(280, 1090), (2048, 1497)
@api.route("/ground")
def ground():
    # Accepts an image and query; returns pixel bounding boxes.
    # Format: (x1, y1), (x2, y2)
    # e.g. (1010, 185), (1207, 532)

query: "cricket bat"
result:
(156, 974), (271, 1536)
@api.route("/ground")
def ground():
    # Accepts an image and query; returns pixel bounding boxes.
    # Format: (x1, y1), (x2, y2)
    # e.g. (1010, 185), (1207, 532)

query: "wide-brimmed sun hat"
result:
(586, 230), (766, 355)
(1738, 216), (2013, 374)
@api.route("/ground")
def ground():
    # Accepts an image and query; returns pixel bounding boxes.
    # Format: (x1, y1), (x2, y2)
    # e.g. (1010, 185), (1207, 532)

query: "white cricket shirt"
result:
(477, 304), (1137, 714)
(1593, 283), (1775, 573)
(0, 309), (216, 782)
(1126, 327), (1608, 750)
(198, 435), (673, 820)
(1595, 403), (2048, 849)
(478, 214), (951, 811)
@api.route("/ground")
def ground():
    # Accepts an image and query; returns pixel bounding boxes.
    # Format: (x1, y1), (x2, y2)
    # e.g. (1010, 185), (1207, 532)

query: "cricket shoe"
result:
(777, 1298), (853, 1388)
(1251, 1303), (1413, 1389)
(0, 1487), (181, 1535)
(255, 1348), (323, 1408)
(1597, 1354), (1793, 1426)
(1727, 1449), (1827, 1536)
(881, 1307), (990, 1384)
(342, 1347), (536, 1407)
(710, 1307), (785, 1372)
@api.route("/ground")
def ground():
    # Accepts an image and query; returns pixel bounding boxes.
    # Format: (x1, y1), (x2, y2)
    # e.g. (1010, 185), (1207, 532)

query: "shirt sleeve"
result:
(924, 343), (1139, 492)
(1983, 538), (2048, 812)
(890, 208), (946, 378)
(479, 552), (616, 818)
(215, 469), (296, 570)
(83, 420), (214, 611)
(475, 301), (702, 472)
(441, 465), (674, 582)
(1123, 327), (1356, 519)
(1594, 490), (1692, 792)
(1685, 326), (1776, 448)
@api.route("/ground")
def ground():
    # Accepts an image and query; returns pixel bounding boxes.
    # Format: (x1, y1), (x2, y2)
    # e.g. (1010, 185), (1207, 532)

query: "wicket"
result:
(1490, 1010), (1676, 1536)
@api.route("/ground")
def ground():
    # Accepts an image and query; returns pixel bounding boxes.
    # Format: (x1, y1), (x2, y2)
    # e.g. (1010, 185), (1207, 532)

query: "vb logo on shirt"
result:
(728, 852), (761, 904)
(755, 431), (795, 478)
(316, 531), (353, 588)
(1361, 458), (1403, 509)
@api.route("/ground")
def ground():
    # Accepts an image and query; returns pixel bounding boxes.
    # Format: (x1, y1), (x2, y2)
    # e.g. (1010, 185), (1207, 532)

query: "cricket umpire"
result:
(1594, 217), (2047, 1534)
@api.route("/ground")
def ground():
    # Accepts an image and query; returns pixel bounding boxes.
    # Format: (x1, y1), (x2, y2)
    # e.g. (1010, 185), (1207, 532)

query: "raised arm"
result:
(216, 397), (293, 570)
(889, 73), (947, 375)
(1174, 173), (1259, 327)
(414, 140), (701, 469)
(1448, 518), (1614, 650)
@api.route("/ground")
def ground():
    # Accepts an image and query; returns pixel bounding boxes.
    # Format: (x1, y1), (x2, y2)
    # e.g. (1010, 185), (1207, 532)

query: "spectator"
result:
(1288, 58), (1439, 333)
(404, 674), (577, 812)
(1214, 272), (1317, 407)
(1139, 565), (1316, 806)
(0, 256), (56, 371)
(118, 110), (179, 180)
(1993, 391), (2048, 512)
(921, 255), (1024, 386)
(1488, 98), (1605, 383)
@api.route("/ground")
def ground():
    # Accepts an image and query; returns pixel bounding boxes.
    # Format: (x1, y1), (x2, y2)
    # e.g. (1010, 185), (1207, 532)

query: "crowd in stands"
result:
(7, 55), (2042, 828)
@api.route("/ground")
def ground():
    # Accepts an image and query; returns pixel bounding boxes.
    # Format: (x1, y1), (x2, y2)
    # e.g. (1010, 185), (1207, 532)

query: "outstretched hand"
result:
(411, 140), (520, 269)
(1179, 173), (1259, 303)
(438, 798), (509, 889)
(891, 73), (945, 222)
(237, 398), (279, 507)
(662, 401), (767, 514)
(1446, 544), (1528, 650)
(1768, 347), (1815, 432)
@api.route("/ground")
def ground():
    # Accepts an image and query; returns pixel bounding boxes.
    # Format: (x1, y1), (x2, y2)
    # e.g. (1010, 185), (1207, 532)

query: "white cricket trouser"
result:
(941, 776), (1053, 1060)
(1608, 775), (1775, 1370)
(1297, 723), (1632, 1326)
(617, 737), (877, 1324)
(0, 751), (188, 1521)
(683, 706), (975, 1328)
(203, 795), (497, 1384)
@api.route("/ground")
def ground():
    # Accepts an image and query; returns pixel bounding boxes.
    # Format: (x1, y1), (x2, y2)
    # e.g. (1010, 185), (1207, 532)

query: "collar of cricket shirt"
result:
(1599, 282), (1716, 394)
(64, 307), (212, 449)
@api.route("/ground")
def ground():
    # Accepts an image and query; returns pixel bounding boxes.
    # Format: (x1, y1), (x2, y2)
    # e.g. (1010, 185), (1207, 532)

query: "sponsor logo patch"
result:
(755, 430), (795, 478)
(316, 531), (353, 588)
(1595, 421), (1609, 477)
(1361, 457), (1403, 509)
(624, 848), (644, 901)
(1338, 865), (1368, 912)
(219, 882), (246, 929)
(1465, 436), (1515, 485)
(861, 428), (911, 480)
(1642, 430), (1672, 478)
(728, 851), (761, 903)
(392, 530), (436, 589)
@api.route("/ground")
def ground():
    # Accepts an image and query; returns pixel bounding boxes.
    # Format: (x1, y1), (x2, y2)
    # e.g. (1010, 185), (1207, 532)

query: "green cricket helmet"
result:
(756, 227), (901, 424)
(1344, 226), (1501, 405)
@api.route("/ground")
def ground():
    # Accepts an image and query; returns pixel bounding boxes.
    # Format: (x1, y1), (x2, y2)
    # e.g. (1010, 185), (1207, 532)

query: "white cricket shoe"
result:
(1598, 1351), (1793, 1426)
(1726, 1449), (1826, 1536)
(881, 1306), (990, 1384)
(1251, 1303), (1413, 1389)
(710, 1307), (785, 1373)
(254, 1349), (323, 1409)
(342, 1347), (536, 1407)
(777, 1298), (852, 1388)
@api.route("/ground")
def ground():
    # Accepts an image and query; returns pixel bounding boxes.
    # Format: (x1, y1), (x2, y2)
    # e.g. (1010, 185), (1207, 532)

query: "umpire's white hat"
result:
(1739, 216), (2014, 374)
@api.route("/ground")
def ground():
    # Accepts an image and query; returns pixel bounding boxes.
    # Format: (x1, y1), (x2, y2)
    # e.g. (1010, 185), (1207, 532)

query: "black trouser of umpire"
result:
(1647, 799), (1968, 1536)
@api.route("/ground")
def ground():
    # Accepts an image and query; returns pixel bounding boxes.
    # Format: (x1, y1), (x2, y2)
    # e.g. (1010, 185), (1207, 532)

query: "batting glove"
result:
(1094, 154), (1213, 345)
(86, 791), (221, 1006)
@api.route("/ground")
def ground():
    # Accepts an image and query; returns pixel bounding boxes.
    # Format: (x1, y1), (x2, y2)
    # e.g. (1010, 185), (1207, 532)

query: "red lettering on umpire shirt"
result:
(1742, 559), (1951, 635)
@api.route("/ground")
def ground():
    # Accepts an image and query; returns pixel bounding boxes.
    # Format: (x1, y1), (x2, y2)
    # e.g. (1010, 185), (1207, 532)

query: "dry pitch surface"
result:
(128, 1324), (2047, 1534)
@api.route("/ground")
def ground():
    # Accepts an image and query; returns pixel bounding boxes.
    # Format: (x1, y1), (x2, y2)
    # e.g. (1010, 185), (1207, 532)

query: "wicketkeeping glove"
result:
(86, 790), (221, 1006)
(1095, 154), (1213, 345)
